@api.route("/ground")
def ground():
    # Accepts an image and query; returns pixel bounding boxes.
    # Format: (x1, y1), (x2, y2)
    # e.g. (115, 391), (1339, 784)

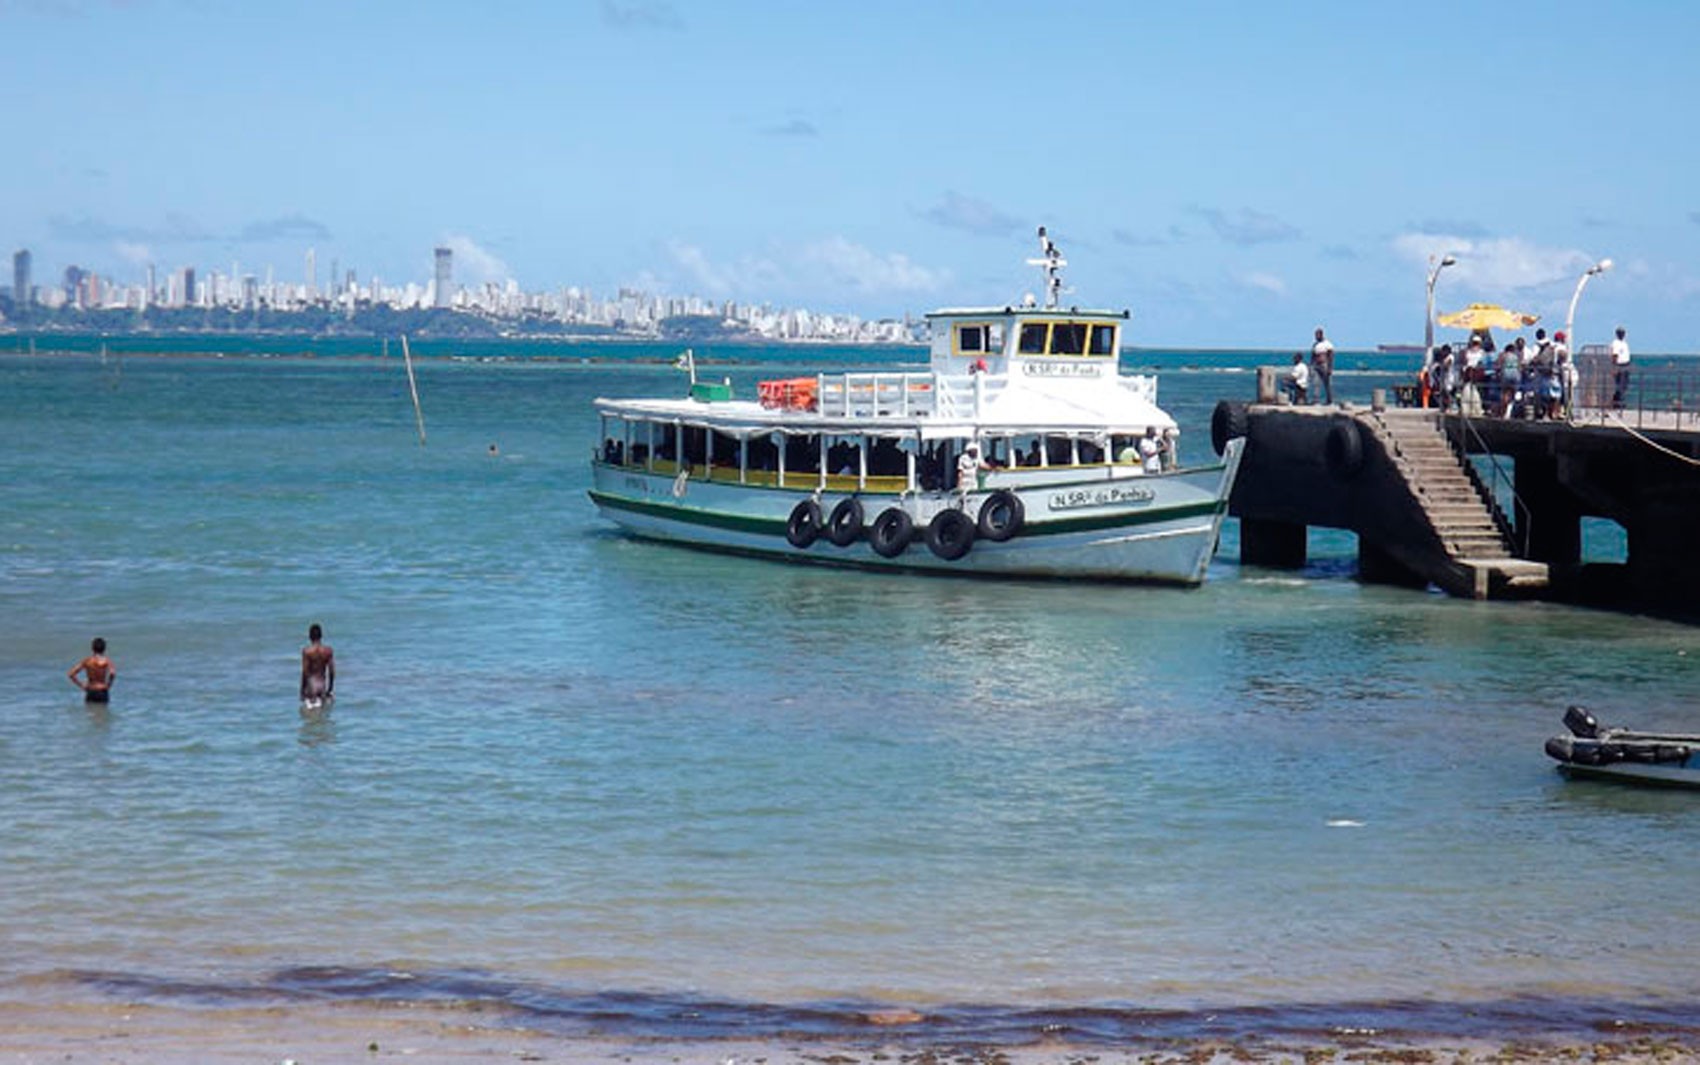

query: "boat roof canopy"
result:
(924, 306), (1129, 322)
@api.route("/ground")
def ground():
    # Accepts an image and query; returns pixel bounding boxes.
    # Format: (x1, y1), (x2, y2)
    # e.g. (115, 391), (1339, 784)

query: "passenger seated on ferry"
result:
(1078, 441), (1103, 464)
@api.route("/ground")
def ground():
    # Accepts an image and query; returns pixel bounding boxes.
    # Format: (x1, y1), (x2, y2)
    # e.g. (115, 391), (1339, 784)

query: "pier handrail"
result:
(1571, 352), (1700, 433)
(1445, 408), (1532, 557)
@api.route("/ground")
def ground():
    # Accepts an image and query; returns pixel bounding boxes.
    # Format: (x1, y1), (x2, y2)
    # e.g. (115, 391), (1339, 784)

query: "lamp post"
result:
(1564, 258), (1613, 350)
(1425, 254), (1457, 359)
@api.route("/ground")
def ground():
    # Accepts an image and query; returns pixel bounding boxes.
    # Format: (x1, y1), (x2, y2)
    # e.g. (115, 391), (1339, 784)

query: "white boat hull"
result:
(589, 440), (1242, 585)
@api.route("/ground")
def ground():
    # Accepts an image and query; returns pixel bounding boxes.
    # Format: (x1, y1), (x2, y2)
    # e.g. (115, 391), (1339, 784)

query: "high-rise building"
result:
(63, 265), (86, 308)
(146, 264), (157, 308)
(305, 248), (317, 299)
(433, 246), (452, 309)
(183, 267), (197, 308)
(11, 249), (30, 313)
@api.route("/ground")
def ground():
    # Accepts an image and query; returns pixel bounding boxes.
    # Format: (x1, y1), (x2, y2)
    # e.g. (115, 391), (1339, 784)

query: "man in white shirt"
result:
(956, 442), (985, 496)
(1309, 327), (1335, 405)
(1610, 326), (1631, 409)
(1283, 353), (1309, 404)
(1137, 426), (1164, 475)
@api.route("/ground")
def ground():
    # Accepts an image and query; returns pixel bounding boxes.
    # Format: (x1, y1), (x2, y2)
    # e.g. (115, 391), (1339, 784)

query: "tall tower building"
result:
(183, 267), (197, 308)
(11, 249), (30, 314)
(305, 248), (317, 299)
(433, 246), (452, 309)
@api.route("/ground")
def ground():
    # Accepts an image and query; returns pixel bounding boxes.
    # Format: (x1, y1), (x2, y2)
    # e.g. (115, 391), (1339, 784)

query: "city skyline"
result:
(3, 242), (917, 344)
(3, 1), (1698, 350)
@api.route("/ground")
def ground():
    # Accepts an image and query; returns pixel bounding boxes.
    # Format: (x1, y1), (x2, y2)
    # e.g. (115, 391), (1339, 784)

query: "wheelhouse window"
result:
(1018, 322), (1049, 355)
(1050, 322), (1088, 355)
(954, 322), (1004, 357)
(1089, 324), (1118, 356)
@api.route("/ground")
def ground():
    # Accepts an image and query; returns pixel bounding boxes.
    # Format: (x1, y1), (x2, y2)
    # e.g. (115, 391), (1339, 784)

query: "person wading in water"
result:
(300, 623), (335, 707)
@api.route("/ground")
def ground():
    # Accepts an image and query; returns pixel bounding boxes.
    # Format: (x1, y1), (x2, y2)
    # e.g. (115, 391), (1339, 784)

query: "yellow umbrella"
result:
(1437, 303), (1540, 331)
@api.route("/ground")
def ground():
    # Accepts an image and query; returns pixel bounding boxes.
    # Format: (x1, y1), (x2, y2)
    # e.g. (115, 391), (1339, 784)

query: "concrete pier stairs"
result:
(1225, 403), (1549, 599)
(1362, 409), (1549, 598)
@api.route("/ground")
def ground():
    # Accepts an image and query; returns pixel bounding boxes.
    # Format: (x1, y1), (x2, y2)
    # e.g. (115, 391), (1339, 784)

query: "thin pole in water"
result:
(401, 334), (427, 446)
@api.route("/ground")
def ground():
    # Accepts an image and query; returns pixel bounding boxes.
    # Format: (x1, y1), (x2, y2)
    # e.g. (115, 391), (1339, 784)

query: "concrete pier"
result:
(1213, 399), (1700, 614)
(1462, 415), (1700, 614)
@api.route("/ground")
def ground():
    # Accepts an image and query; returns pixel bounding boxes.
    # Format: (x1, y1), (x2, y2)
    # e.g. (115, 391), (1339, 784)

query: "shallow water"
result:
(1, 349), (1696, 1042)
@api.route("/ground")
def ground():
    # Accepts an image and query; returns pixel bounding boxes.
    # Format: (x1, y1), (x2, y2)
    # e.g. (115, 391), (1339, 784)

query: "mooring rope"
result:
(1601, 409), (1700, 468)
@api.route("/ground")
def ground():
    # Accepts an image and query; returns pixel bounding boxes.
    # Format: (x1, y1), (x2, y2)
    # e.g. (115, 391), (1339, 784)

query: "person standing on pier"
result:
(1309, 327), (1335, 405)
(1611, 326), (1631, 409)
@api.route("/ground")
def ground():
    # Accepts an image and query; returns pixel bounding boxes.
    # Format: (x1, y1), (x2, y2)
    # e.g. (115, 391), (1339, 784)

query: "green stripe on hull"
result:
(587, 490), (1224, 538)
(589, 491), (786, 536)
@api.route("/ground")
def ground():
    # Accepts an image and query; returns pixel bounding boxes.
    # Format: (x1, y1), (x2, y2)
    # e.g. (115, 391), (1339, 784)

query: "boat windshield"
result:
(1013, 320), (1118, 357)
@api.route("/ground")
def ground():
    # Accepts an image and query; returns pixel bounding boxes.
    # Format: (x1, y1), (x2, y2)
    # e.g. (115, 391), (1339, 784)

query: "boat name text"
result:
(1046, 484), (1156, 511)
(1022, 362), (1102, 379)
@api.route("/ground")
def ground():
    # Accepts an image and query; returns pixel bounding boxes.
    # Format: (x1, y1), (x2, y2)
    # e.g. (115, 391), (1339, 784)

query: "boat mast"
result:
(1026, 225), (1067, 309)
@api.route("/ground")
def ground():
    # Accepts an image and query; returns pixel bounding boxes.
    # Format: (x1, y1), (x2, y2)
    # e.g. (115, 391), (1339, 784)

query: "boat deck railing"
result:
(814, 369), (1154, 421)
(815, 371), (1025, 420)
(816, 372), (939, 418)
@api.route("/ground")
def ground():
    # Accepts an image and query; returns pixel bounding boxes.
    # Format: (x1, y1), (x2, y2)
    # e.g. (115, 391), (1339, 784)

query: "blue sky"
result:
(3, 0), (1697, 350)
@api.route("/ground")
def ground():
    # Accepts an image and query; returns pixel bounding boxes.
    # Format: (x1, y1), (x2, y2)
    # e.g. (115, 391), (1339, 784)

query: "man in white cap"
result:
(956, 441), (984, 497)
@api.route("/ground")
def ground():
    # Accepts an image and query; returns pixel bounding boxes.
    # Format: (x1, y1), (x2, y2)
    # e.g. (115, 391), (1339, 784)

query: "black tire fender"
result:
(826, 497), (864, 547)
(925, 508), (976, 561)
(786, 499), (824, 548)
(976, 489), (1025, 542)
(1323, 417), (1364, 479)
(868, 507), (914, 558)
(1210, 400), (1250, 457)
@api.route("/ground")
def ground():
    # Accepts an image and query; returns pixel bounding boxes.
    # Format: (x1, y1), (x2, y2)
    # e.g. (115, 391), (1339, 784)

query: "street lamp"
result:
(1564, 258), (1613, 350)
(1425, 253), (1458, 359)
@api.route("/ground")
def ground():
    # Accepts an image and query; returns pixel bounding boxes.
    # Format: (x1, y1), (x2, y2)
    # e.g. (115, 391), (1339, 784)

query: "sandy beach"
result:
(4, 1000), (1699, 1065)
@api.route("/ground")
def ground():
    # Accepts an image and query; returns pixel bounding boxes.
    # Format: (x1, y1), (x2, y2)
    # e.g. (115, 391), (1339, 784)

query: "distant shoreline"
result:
(4, 332), (1693, 362)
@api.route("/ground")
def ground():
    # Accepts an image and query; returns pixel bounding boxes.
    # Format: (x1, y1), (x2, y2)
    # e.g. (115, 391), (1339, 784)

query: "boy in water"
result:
(300, 624), (335, 706)
(68, 637), (116, 703)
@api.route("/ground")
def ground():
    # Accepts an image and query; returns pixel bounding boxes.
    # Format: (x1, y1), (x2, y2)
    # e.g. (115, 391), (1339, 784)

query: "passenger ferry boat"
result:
(588, 229), (1244, 583)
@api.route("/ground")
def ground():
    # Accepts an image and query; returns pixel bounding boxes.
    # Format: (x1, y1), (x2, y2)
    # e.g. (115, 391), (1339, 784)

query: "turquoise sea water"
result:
(2, 345), (1697, 1045)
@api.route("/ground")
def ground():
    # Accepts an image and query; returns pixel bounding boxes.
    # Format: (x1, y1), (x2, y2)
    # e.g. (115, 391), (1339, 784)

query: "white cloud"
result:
(441, 235), (511, 285)
(114, 240), (151, 267)
(798, 237), (947, 294)
(920, 192), (1023, 237)
(663, 237), (945, 302)
(1240, 271), (1286, 296)
(1192, 206), (1301, 246)
(1392, 232), (1594, 295)
(666, 241), (739, 296)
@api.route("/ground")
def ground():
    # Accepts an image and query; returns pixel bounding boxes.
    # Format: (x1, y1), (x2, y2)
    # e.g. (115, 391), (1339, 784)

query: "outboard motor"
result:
(1564, 705), (1600, 739)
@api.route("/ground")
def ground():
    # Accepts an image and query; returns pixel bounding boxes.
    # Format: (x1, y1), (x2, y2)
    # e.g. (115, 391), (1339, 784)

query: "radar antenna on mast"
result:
(1025, 225), (1067, 309)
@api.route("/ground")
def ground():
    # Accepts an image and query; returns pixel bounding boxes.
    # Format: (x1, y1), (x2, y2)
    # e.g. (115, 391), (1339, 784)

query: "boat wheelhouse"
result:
(588, 229), (1243, 583)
